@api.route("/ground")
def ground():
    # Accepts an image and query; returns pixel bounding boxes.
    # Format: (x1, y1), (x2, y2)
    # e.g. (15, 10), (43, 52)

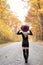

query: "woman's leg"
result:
(26, 49), (29, 60)
(23, 49), (26, 60)
(23, 49), (29, 63)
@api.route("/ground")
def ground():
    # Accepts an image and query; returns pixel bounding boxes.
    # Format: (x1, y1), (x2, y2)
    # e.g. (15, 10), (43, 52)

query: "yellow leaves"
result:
(3, 25), (13, 39)
(0, 8), (2, 12)
(38, 8), (43, 13)
(0, 3), (4, 8)
(0, 4), (3, 12)
(31, 7), (35, 11)
(0, 3), (6, 13)
(28, 0), (38, 5)
(0, 17), (22, 41)
(28, 0), (42, 5)
(0, 0), (22, 42)
(0, 21), (14, 40)
(0, 0), (8, 14)
(25, 0), (43, 40)
(0, 4), (2, 8)
(1, 0), (6, 2)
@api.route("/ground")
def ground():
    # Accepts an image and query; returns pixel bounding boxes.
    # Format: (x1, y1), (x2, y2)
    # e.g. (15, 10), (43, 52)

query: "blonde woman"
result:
(17, 25), (33, 63)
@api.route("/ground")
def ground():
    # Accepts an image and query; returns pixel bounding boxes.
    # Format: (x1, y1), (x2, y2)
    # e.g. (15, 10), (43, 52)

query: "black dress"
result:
(17, 30), (32, 47)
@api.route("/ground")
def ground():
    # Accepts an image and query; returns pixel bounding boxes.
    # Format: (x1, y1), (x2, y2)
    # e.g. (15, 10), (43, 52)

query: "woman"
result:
(17, 25), (33, 63)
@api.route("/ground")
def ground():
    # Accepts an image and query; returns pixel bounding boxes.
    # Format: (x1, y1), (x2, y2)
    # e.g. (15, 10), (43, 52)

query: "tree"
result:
(25, 0), (43, 40)
(0, 0), (22, 42)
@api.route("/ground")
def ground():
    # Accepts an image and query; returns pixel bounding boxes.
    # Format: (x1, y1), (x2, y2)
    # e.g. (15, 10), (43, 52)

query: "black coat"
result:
(17, 30), (33, 47)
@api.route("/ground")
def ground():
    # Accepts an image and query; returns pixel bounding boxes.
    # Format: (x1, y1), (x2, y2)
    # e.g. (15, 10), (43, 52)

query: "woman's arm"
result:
(17, 30), (22, 35)
(28, 30), (33, 35)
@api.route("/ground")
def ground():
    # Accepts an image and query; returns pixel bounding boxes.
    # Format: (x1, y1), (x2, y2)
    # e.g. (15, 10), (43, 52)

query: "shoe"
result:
(25, 60), (28, 63)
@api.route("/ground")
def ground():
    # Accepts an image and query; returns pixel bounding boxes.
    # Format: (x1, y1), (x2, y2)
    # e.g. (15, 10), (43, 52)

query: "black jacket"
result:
(17, 30), (33, 47)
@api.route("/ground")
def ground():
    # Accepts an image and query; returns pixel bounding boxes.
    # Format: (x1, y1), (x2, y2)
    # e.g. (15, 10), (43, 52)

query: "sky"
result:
(7, 0), (30, 24)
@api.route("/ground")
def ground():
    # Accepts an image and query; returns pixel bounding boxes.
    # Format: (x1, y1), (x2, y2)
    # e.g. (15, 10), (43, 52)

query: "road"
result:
(0, 42), (43, 65)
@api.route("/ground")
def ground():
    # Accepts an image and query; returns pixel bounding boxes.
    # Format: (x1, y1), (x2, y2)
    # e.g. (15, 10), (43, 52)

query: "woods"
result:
(0, 0), (22, 43)
(25, 0), (43, 41)
(0, 0), (43, 43)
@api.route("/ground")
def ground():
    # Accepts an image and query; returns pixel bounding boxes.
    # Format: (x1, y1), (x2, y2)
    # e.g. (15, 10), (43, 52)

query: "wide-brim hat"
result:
(21, 25), (29, 32)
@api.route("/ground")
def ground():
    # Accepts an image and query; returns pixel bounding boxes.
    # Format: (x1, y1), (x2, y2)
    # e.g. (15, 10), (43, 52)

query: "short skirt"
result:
(22, 42), (29, 47)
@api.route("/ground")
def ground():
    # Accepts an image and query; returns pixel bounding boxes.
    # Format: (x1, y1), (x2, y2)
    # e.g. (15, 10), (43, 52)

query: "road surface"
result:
(0, 42), (43, 65)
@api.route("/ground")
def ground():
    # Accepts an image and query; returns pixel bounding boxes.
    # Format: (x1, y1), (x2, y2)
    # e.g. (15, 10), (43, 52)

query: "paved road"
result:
(0, 42), (43, 65)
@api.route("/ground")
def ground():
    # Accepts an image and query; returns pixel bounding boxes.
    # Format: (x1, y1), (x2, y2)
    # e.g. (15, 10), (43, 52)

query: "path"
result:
(0, 42), (43, 65)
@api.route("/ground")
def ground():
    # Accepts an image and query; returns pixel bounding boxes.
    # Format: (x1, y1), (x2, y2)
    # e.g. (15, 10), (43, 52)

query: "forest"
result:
(0, 0), (43, 43)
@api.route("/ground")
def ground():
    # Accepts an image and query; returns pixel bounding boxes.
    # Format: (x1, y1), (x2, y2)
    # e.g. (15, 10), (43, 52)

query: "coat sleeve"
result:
(17, 30), (22, 35)
(28, 30), (33, 35)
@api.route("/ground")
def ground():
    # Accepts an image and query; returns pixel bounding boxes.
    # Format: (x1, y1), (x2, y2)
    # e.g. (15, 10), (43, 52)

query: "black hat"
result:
(21, 25), (29, 32)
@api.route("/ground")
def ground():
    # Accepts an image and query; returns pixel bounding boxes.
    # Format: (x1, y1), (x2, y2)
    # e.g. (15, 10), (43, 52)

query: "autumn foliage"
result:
(0, 0), (22, 43)
(0, 0), (43, 43)
(25, 0), (43, 41)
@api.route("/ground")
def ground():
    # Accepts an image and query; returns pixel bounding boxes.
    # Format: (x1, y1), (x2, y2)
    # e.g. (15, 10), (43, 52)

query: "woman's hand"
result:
(29, 26), (32, 30)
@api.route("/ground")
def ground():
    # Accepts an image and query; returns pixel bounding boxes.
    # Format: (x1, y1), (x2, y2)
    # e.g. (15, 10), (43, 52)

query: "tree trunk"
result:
(37, 0), (43, 40)
(40, 14), (43, 40)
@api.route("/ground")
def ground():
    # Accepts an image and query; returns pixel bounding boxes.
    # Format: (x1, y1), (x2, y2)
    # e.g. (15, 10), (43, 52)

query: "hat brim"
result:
(21, 25), (29, 32)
